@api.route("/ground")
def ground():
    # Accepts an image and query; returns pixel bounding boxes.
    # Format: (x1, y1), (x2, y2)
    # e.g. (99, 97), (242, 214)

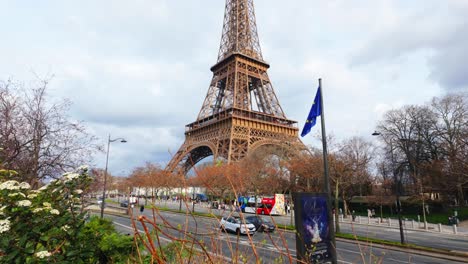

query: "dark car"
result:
(245, 215), (276, 232)
(120, 200), (129, 207)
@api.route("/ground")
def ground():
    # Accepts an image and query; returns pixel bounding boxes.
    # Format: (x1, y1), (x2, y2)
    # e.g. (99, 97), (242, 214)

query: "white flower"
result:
(0, 180), (20, 190)
(77, 165), (88, 171)
(63, 172), (79, 182)
(17, 200), (32, 207)
(38, 185), (48, 191)
(35, 251), (51, 258)
(8, 192), (26, 198)
(0, 206), (5, 215)
(75, 189), (83, 194)
(33, 208), (44, 213)
(50, 209), (60, 215)
(61, 225), (70, 232)
(43, 202), (51, 208)
(19, 182), (31, 189)
(0, 219), (11, 233)
(27, 193), (38, 199)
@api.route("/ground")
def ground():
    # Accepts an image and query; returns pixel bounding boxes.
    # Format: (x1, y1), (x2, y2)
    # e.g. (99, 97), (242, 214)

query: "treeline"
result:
(376, 92), (468, 205)
(114, 93), (467, 211)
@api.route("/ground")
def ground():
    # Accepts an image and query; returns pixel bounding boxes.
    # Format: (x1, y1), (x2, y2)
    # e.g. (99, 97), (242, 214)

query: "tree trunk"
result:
(334, 180), (340, 233)
(458, 184), (464, 206)
(342, 191), (348, 218)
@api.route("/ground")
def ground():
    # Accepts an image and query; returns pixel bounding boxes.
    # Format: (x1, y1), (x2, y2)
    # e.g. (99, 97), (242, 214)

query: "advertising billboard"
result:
(293, 193), (333, 263)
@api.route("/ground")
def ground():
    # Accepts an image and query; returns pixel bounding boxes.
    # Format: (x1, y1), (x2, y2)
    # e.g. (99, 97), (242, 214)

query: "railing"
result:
(334, 215), (463, 235)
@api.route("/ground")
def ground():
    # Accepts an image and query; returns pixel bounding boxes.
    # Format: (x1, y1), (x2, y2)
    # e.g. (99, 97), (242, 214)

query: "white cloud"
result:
(1, 0), (462, 175)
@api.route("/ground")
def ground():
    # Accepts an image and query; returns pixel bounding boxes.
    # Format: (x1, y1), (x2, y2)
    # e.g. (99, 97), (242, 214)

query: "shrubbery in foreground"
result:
(0, 168), (134, 263)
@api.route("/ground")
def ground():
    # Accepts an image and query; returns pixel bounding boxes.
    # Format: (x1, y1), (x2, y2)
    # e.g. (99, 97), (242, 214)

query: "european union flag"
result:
(301, 86), (322, 137)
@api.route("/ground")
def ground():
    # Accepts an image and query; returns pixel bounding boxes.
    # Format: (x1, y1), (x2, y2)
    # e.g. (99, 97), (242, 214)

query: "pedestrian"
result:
(371, 209), (375, 217)
(352, 210), (356, 222)
(140, 205), (144, 213)
(367, 208), (371, 218)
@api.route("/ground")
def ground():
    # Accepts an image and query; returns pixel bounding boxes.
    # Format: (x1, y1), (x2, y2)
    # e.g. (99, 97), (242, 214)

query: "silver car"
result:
(220, 216), (256, 235)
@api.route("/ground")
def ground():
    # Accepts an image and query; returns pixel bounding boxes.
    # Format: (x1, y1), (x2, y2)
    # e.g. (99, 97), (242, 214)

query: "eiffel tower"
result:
(167, 0), (303, 174)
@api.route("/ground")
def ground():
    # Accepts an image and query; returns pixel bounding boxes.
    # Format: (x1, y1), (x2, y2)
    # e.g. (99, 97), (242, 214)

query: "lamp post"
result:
(372, 131), (406, 244)
(100, 134), (127, 219)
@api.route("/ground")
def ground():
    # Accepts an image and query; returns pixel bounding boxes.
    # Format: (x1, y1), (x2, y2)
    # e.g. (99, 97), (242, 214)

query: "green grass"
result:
(336, 233), (434, 250)
(354, 207), (468, 224)
(156, 206), (218, 218)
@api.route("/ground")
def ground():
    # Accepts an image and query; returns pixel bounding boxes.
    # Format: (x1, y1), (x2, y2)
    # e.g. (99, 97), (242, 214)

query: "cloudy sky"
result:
(1, 0), (467, 175)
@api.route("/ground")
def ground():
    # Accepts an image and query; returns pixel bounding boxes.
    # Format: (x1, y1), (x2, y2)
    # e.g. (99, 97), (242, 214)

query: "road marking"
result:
(216, 232), (298, 254)
(385, 229), (415, 234)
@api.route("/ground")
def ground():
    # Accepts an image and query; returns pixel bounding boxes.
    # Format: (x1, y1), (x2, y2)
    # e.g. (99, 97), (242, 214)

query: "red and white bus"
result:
(241, 194), (286, 216)
(257, 194), (286, 215)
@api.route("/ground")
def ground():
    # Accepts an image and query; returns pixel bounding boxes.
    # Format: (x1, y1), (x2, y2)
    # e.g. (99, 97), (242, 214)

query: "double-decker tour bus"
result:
(238, 196), (262, 214)
(238, 194), (286, 215)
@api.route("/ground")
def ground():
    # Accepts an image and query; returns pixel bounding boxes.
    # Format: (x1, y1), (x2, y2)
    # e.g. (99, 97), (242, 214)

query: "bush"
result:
(81, 216), (134, 263)
(0, 167), (133, 263)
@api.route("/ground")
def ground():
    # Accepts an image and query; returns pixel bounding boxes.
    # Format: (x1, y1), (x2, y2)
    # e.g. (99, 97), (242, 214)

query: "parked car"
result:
(220, 216), (256, 235)
(245, 215), (276, 232)
(120, 200), (129, 207)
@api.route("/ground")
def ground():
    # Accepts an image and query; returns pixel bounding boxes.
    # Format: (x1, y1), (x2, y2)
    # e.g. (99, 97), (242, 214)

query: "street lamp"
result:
(100, 134), (127, 219)
(372, 131), (406, 244)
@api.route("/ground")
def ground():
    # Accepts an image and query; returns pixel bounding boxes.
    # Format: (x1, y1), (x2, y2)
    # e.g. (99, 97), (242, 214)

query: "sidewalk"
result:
(336, 214), (468, 236)
(86, 204), (128, 215)
(459, 220), (468, 228)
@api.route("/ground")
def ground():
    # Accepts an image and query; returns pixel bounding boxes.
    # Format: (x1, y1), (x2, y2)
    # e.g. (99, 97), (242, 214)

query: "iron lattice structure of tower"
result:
(167, 0), (303, 174)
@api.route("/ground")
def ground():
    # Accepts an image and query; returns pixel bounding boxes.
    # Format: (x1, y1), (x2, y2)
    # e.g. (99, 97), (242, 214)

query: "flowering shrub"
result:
(0, 167), (97, 263)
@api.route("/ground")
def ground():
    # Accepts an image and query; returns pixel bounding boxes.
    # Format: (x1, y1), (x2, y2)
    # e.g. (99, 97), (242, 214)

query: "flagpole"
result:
(319, 78), (337, 264)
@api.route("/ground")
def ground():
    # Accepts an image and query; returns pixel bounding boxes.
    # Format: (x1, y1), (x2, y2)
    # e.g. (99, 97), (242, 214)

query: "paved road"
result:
(131, 199), (468, 232)
(108, 199), (468, 253)
(100, 211), (467, 264)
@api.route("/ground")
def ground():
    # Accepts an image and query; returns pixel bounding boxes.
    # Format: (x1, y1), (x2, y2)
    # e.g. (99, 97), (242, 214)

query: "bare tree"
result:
(0, 78), (99, 187)
(431, 93), (468, 204)
(376, 92), (468, 205)
(286, 148), (323, 193)
(338, 137), (374, 216)
(377, 105), (437, 194)
(192, 164), (231, 198)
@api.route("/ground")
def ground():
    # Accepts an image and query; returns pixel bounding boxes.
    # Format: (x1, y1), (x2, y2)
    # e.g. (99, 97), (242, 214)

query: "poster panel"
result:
(293, 193), (332, 263)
